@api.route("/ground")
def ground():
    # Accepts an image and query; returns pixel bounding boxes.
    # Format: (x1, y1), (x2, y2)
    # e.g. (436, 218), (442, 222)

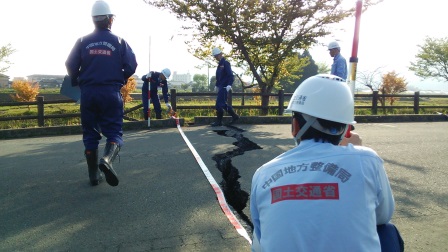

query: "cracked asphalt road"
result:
(1, 122), (447, 251)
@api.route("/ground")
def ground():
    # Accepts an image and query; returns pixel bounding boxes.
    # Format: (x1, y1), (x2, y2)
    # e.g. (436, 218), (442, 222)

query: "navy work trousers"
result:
(142, 83), (162, 117)
(81, 85), (124, 150)
(215, 87), (232, 113)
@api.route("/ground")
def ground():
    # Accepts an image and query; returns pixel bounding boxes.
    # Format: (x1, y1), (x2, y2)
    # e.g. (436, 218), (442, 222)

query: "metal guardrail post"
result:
(414, 91), (420, 114)
(37, 96), (44, 127)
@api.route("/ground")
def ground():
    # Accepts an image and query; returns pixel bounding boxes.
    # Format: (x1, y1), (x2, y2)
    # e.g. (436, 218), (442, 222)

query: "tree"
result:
(280, 50), (319, 93)
(0, 43), (16, 73)
(357, 67), (384, 92)
(192, 74), (208, 92)
(409, 37), (448, 82)
(180, 83), (190, 91)
(144, 0), (379, 114)
(121, 77), (137, 105)
(231, 75), (243, 92)
(279, 52), (307, 93)
(379, 71), (407, 106)
(10, 80), (40, 110)
(316, 62), (331, 74)
(209, 76), (217, 91)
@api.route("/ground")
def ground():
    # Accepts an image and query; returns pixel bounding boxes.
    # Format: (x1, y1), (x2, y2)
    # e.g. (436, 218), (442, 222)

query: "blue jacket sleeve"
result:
(121, 39), (138, 80)
(161, 79), (169, 103)
(223, 60), (234, 86)
(65, 38), (82, 86)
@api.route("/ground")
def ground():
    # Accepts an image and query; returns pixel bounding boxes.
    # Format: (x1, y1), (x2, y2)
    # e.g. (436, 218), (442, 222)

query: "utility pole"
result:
(148, 36), (151, 71)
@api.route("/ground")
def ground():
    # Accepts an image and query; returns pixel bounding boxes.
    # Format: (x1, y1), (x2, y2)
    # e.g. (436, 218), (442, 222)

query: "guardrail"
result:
(1, 90), (447, 127)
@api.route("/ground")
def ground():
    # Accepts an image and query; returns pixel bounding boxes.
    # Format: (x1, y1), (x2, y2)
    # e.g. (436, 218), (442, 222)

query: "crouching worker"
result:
(250, 74), (404, 252)
(141, 68), (171, 120)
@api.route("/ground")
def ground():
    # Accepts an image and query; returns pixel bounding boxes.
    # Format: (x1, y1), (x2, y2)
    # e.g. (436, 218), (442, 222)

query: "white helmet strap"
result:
(293, 114), (348, 145)
(293, 115), (316, 145)
(303, 114), (346, 136)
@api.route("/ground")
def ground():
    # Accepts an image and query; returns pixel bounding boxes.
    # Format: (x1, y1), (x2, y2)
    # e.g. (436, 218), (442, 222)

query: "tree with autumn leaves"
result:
(10, 80), (40, 110)
(10, 80), (39, 101)
(120, 77), (137, 106)
(379, 71), (407, 106)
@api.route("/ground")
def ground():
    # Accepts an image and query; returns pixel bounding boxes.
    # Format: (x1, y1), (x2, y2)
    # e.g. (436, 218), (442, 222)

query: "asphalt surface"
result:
(1, 122), (447, 251)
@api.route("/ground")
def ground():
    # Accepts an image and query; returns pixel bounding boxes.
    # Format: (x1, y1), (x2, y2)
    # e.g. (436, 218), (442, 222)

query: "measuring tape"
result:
(171, 115), (252, 244)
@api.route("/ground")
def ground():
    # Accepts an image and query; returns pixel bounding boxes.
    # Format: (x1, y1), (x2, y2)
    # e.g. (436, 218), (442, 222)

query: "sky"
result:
(1, 0), (447, 91)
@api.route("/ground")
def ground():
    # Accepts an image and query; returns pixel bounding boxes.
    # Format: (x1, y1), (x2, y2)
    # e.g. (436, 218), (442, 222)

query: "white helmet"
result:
(212, 47), (222, 56)
(161, 68), (171, 79)
(286, 74), (355, 143)
(286, 74), (355, 124)
(328, 41), (340, 50)
(92, 0), (113, 17)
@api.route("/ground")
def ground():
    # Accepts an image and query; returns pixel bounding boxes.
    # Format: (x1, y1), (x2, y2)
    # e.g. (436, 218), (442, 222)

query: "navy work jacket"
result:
(65, 28), (137, 88)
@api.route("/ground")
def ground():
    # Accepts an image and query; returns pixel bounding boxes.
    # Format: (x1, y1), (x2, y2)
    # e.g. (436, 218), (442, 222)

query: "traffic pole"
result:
(346, 0), (362, 137)
(148, 36), (151, 127)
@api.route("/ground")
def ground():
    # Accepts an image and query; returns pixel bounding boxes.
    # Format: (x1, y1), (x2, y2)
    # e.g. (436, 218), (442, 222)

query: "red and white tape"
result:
(171, 116), (252, 244)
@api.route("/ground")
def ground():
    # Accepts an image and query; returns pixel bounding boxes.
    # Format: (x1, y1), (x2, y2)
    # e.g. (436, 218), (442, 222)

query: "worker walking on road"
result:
(210, 47), (239, 127)
(141, 69), (171, 120)
(250, 74), (403, 252)
(65, 0), (137, 187)
(328, 41), (348, 80)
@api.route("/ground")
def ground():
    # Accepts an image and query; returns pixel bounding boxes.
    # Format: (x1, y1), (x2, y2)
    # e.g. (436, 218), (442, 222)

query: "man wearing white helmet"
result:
(328, 41), (348, 80)
(250, 74), (403, 251)
(210, 47), (239, 126)
(65, 0), (137, 187)
(141, 68), (171, 119)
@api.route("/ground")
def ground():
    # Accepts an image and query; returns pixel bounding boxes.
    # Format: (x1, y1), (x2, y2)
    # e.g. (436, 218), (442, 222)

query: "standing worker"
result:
(250, 74), (403, 251)
(328, 41), (348, 80)
(65, 0), (138, 187)
(141, 69), (171, 120)
(210, 47), (239, 127)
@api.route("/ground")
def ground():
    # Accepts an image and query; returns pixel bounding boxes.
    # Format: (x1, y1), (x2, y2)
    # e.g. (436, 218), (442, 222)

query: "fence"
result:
(170, 89), (289, 115)
(1, 90), (448, 127)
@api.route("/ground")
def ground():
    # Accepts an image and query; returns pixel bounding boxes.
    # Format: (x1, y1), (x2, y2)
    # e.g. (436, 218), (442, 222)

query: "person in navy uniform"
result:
(141, 68), (171, 120)
(65, 0), (137, 187)
(210, 47), (239, 127)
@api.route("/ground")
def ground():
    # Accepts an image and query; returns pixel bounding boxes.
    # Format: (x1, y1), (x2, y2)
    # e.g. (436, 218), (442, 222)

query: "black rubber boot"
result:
(227, 108), (240, 125)
(99, 142), (120, 187)
(210, 110), (223, 127)
(85, 149), (102, 186)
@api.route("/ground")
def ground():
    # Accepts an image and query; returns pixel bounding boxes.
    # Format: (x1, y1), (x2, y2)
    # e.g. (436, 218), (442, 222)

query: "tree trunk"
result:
(260, 84), (273, 116)
(260, 94), (269, 115)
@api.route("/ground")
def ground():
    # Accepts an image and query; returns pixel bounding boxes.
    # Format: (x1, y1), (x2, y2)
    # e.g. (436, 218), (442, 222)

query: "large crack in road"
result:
(212, 126), (262, 234)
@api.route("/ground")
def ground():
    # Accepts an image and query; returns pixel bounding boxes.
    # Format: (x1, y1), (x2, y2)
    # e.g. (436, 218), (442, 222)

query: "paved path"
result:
(1, 122), (447, 251)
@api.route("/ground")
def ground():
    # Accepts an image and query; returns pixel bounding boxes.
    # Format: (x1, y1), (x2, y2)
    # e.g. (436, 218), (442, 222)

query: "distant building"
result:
(24, 74), (143, 89)
(170, 71), (192, 87)
(0, 73), (9, 88)
(28, 74), (65, 88)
